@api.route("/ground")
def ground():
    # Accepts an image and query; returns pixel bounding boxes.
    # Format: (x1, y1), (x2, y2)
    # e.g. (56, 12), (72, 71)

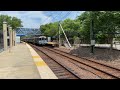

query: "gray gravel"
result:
(55, 46), (120, 69)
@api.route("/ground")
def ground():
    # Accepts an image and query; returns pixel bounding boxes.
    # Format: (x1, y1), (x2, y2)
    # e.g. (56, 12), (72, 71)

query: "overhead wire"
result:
(40, 11), (63, 25)
(40, 11), (74, 25)
(51, 11), (63, 22)
(40, 11), (53, 25)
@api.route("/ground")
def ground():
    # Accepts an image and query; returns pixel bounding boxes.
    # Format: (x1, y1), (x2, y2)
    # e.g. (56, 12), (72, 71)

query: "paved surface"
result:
(0, 43), (40, 79)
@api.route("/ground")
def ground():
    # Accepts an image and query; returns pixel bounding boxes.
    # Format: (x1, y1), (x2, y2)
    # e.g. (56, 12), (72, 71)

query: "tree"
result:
(40, 22), (59, 37)
(11, 17), (23, 30)
(76, 11), (120, 50)
(0, 15), (22, 30)
(94, 11), (120, 50)
(76, 11), (91, 43)
(40, 11), (120, 50)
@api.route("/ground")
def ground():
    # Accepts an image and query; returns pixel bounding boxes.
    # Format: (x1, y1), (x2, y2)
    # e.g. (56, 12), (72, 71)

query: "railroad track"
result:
(43, 46), (120, 79)
(53, 47), (120, 71)
(29, 43), (120, 79)
(30, 44), (80, 79)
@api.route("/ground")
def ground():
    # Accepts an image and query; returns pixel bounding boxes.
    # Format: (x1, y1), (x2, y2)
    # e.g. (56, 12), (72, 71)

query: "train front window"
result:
(39, 37), (47, 40)
(42, 38), (45, 40)
(43, 38), (46, 40)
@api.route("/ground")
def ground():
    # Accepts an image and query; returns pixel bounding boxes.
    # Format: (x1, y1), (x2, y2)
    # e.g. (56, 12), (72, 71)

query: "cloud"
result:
(0, 11), (52, 28)
(0, 11), (84, 28)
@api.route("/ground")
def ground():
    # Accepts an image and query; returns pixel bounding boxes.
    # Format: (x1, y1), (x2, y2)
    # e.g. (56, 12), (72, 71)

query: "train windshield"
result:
(43, 38), (47, 40)
(39, 38), (47, 40)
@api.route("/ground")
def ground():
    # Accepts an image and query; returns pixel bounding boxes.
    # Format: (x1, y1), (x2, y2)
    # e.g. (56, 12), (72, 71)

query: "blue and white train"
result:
(22, 35), (48, 45)
(22, 35), (58, 47)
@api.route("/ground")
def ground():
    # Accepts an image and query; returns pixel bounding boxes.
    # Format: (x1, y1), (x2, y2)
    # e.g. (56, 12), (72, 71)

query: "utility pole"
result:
(58, 21), (61, 47)
(59, 23), (72, 48)
(90, 11), (95, 54)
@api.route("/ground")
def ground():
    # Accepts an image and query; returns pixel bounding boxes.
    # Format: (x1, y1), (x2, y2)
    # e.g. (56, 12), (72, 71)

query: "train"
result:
(22, 35), (58, 47)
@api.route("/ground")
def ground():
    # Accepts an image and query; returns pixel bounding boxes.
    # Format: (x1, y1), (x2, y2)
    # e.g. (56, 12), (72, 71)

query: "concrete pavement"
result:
(0, 43), (40, 79)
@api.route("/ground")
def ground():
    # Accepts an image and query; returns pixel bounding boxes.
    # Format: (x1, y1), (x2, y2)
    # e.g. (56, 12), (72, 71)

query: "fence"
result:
(0, 30), (3, 52)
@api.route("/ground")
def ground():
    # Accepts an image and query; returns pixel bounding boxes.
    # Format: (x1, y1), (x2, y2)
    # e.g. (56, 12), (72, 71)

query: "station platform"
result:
(0, 42), (57, 79)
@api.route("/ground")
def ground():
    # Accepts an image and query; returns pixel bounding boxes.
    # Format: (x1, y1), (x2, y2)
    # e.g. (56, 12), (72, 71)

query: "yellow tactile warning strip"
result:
(35, 61), (47, 66)
(26, 43), (58, 79)
(32, 56), (40, 58)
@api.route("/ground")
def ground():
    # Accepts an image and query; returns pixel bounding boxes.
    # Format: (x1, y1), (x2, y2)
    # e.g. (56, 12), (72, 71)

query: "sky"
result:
(0, 11), (84, 28)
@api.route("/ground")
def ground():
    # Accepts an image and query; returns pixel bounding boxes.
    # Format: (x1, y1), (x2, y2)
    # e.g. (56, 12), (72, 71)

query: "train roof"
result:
(22, 35), (47, 40)
(34, 36), (47, 38)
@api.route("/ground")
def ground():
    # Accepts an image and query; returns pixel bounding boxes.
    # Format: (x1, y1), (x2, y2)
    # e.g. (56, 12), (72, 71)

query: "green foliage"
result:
(61, 18), (80, 39)
(11, 17), (23, 30)
(76, 11), (120, 44)
(40, 22), (58, 37)
(0, 15), (22, 30)
(40, 11), (120, 45)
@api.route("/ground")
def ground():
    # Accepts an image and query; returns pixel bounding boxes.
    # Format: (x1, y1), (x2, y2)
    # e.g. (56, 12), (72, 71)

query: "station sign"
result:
(91, 40), (95, 45)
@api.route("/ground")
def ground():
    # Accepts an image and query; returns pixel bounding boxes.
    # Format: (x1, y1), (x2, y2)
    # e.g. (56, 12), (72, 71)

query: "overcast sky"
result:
(0, 11), (84, 28)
